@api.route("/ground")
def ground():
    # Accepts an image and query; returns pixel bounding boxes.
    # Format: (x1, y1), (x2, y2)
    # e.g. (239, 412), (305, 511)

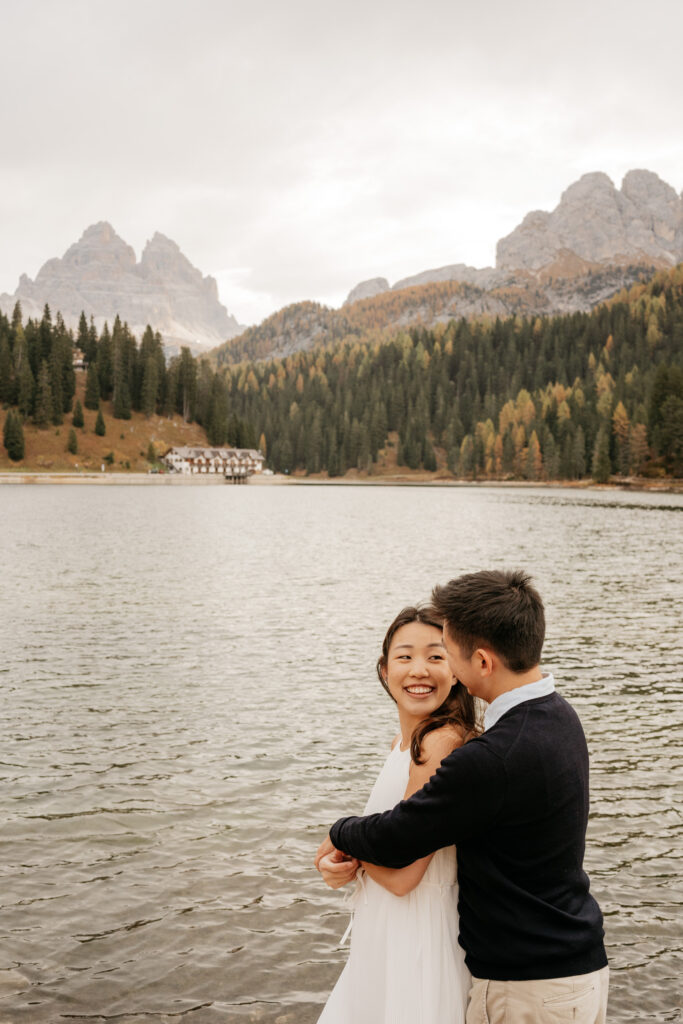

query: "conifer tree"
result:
(72, 399), (84, 428)
(97, 322), (114, 399)
(2, 409), (12, 450)
(0, 335), (13, 404)
(16, 344), (35, 419)
(85, 363), (100, 410)
(11, 301), (22, 332)
(49, 345), (64, 424)
(572, 427), (587, 479)
(141, 355), (159, 417)
(95, 408), (106, 436)
(77, 312), (89, 357)
(33, 361), (53, 428)
(67, 428), (78, 454)
(3, 410), (25, 461)
(591, 426), (611, 483)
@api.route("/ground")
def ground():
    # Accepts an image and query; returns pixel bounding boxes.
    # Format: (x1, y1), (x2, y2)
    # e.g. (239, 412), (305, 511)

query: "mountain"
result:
(497, 169), (683, 270)
(214, 262), (655, 366)
(214, 169), (681, 366)
(0, 222), (243, 353)
(345, 169), (683, 300)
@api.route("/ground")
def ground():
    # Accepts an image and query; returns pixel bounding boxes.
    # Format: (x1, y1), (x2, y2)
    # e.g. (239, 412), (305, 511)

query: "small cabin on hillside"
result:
(162, 446), (265, 480)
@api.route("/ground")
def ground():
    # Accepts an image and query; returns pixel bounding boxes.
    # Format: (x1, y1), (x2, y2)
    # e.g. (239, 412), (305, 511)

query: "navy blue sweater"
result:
(330, 692), (607, 981)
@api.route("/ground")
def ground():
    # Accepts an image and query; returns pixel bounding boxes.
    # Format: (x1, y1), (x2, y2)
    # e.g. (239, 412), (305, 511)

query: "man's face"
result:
(442, 624), (475, 690)
(442, 623), (493, 701)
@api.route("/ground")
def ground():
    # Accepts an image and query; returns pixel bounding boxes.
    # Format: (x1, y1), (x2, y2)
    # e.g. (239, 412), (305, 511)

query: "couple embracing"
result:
(315, 570), (608, 1024)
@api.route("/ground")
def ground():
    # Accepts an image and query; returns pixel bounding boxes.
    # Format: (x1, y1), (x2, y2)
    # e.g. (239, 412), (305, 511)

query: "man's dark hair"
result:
(431, 569), (545, 672)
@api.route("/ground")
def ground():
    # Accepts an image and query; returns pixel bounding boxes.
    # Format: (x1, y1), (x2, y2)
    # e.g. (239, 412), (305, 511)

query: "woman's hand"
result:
(317, 849), (360, 889)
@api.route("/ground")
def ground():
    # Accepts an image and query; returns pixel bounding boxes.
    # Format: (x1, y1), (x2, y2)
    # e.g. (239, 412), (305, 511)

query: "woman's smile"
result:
(383, 620), (454, 732)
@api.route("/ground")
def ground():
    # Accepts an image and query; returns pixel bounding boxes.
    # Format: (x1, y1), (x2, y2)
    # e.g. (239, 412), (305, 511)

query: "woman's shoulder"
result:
(419, 723), (466, 762)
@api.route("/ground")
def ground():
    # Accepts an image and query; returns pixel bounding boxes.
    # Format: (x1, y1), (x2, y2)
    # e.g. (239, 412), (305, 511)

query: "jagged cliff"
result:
(0, 222), (243, 352)
(497, 169), (683, 270)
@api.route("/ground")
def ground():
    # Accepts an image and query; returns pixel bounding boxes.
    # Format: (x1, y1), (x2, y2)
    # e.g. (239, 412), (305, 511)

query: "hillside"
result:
(218, 264), (683, 482)
(0, 370), (207, 473)
(213, 167), (681, 367)
(213, 262), (654, 366)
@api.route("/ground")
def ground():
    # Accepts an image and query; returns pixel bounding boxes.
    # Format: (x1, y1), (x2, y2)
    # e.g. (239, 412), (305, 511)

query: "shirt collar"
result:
(483, 673), (555, 731)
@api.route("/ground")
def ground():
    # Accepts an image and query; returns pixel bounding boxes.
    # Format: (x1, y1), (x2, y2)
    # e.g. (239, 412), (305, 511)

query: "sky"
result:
(1, 0), (682, 327)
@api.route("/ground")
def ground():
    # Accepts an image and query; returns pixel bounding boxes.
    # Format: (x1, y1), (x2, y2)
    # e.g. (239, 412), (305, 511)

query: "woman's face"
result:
(383, 621), (453, 722)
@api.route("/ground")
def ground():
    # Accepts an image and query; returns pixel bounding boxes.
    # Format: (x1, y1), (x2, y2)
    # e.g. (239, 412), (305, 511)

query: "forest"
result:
(0, 306), (258, 463)
(219, 265), (683, 481)
(1, 265), (682, 480)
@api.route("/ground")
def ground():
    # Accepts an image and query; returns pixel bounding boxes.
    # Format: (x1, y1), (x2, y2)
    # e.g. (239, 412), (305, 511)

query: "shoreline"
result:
(0, 471), (680, 493)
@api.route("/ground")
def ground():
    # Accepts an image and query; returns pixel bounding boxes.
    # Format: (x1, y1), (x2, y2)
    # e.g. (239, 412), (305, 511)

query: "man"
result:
(316, 570), (608, 1023)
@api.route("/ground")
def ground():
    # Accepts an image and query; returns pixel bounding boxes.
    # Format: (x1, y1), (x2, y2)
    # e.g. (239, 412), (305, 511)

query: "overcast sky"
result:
(1, 0), (682, 325)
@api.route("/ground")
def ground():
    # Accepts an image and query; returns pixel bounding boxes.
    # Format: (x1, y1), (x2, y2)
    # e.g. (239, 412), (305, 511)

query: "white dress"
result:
(318, 743), (471, 1024)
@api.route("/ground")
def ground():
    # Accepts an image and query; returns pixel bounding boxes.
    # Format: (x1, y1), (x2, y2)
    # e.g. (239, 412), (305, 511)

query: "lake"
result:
(1, 483), (681, 1023)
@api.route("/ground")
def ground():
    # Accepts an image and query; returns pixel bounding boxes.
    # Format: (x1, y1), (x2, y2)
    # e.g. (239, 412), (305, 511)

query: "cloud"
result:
(1, 0), (682, 324)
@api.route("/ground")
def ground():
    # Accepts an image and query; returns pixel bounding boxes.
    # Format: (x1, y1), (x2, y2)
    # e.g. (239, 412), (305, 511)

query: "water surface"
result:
(1, 484), (681, 1022)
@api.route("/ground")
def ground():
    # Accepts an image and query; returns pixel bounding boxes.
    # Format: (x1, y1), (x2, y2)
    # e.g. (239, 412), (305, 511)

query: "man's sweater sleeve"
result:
(330, 738), (505, 867)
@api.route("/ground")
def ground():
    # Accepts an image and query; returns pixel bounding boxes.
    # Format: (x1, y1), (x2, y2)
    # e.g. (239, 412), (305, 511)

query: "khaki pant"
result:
(466, 966), (609, 1024)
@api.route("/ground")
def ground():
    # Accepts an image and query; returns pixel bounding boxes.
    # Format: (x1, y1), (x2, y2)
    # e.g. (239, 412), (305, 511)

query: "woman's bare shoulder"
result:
(419, 723), (466, 761)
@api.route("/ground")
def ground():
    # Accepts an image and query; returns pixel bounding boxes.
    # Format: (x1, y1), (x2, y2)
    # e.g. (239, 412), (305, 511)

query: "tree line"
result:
(219, 265), (683, 480)
(2, 265), (682, 478)
(0, 305), (256, 460)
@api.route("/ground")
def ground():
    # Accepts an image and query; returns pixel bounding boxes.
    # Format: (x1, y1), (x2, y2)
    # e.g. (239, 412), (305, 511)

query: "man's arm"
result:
(329, 738), (505, 867)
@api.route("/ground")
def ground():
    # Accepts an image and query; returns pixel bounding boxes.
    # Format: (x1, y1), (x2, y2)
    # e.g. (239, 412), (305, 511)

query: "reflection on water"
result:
(0, 484), (681, 1023)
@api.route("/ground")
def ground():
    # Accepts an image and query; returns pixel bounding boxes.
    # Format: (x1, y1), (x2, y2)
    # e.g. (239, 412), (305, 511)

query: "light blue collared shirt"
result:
(483, 673), (556, 731)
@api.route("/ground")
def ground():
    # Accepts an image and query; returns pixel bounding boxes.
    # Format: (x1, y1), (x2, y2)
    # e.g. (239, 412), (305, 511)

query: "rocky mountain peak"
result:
(344, 277), (390, 305)
(0, 224), (242, 352)
(497, 169), (683, 271)
(50, 221), (136, 277)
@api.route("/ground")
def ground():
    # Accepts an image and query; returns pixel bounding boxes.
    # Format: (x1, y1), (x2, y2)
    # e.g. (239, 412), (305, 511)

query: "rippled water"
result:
(1, 483), (681, 1023)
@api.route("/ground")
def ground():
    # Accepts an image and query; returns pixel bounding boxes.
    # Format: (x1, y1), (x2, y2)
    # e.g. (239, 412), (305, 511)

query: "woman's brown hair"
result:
(377, 605), (481, 764)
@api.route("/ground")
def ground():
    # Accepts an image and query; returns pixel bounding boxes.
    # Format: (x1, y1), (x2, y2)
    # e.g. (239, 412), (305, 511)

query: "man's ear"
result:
(473, 648), (494, 676)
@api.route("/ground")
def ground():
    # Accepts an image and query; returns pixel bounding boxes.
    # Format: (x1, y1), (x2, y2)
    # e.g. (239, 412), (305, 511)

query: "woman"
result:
(317, 605), (480, 1024)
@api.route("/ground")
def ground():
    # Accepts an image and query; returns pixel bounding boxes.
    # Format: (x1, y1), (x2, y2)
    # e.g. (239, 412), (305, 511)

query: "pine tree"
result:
(113, 377), (132, 419)
(2, 410), (12, 450)
(423, 438), (437, 472)
(33, 361), (53, 427)
(572, 427), (587, 479)
(97, 322), (114, 399)
(16, 346), (34, 418)
(0, 335), (13, 404)
(3, 410), (25, 461)
(178, 347), (197, 422)
(85, 363), (100, 409)
(77, 312), (89, 357)
(141, 355), (159, 417)
(95, 408), (106, 436)
(67, 428), (78, 454)
(658, 396), (683, 475)
(72, 399), (84, 428)
(591, 426), (611, 483)
(49, 345), (63, 424)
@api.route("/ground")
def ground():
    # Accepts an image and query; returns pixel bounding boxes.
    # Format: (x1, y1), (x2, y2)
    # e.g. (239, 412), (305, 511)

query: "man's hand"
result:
(317, 849), (360, 889)
(314, 834), (337, 870)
